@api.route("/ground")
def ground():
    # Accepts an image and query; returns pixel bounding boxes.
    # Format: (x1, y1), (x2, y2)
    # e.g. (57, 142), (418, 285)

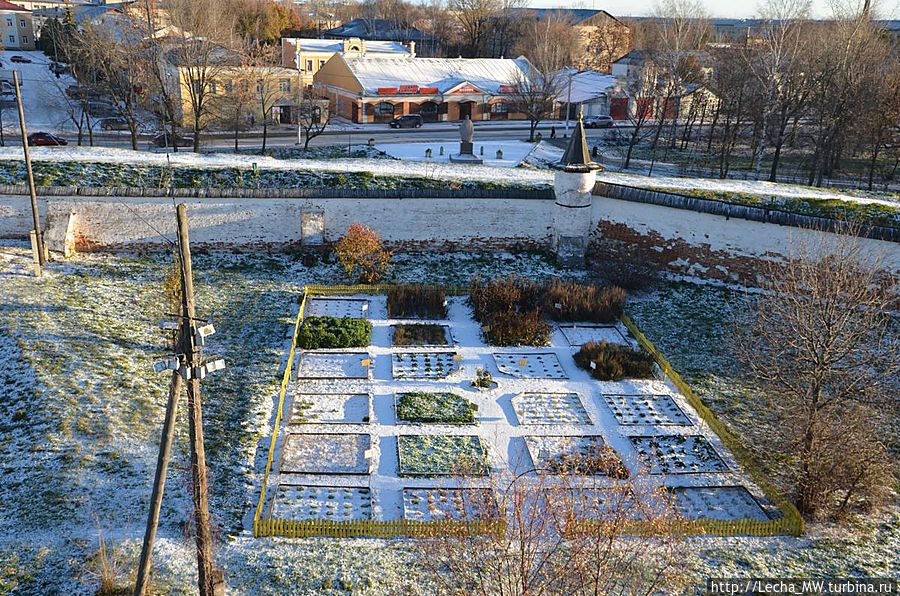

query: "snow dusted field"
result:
(0, 246), (896, 593)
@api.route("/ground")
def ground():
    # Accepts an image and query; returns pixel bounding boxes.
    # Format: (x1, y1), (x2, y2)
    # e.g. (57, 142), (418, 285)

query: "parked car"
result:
(10, 55), (31, 64)
(99, 117), (131, 131)
(49, 62), (69, 75)
(584, 115), (614, 129)
(388, 114), (423, 129)
(152, 131), (193, 148)
(27, 132), (68, 146)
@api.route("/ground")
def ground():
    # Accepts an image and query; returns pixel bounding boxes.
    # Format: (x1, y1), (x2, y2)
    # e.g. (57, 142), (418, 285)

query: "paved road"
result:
(5, 120), (623, 152)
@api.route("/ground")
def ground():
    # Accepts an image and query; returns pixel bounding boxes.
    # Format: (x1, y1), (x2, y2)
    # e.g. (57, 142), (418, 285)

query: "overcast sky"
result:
(524, 0), (899, 19)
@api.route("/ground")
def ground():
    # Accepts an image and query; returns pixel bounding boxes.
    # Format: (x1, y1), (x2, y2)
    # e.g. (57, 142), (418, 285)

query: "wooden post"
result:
(176, 204), (225, 596)
(134, 369), (183, 596)
(14, 71), (45, 272)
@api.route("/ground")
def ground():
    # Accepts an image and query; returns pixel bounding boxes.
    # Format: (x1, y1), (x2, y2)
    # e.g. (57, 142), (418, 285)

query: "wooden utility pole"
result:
(175, 204), (224, 596)
(134, 368), (183, 596)
(134, 205), (224, 596)
(13, 71), (46, 274)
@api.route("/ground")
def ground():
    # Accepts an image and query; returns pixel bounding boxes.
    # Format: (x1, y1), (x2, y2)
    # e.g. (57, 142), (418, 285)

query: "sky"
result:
(524, 0), (899, 19)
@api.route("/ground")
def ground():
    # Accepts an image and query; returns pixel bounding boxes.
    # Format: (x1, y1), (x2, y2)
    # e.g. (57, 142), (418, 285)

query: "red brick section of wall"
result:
(589, 221), (780, 285)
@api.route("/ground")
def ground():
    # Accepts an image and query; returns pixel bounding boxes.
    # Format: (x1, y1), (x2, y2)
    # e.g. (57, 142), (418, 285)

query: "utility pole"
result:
(176, 203), (224, 596)
(134, 204), (225, 596)
(13, 71), (46, 275)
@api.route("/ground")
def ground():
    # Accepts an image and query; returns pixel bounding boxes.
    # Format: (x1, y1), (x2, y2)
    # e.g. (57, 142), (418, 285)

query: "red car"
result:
(27, 132), (68, 146)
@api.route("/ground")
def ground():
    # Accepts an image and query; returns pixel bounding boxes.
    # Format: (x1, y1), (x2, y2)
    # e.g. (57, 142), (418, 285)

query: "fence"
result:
(253, 285), (803, 539)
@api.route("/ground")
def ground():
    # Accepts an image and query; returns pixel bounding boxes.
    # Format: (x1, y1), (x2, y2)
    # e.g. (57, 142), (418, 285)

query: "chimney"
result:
(408, 41), (416, 57)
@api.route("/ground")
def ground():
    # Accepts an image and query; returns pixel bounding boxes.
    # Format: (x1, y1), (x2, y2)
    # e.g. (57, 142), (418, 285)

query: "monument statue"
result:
(450, 114), (483, 164)
(459, 115), (474, 143)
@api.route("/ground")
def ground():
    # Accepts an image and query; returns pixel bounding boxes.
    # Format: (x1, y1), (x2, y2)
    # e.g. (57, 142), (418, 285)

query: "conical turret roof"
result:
(557, 112), (601, 172)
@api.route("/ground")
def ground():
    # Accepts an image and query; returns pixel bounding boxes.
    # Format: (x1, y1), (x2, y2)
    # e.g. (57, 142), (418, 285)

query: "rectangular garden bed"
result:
(273, 485), (372, 521)
(297, 352), (371, 379)
(511, 392), (591, 425)
(493, 352), (568, 379)
(395, 392), (477, 424)
(290, 393), (371, 424)
(559, 324), (630, 347)
(391, 324), (451, 347)
(402, 488), (498, 521)
(671, 486), (769, 521)
(281, 433), (372, 475)
(392, 351), (460, 380)
(306, 297), (370, 319)
(601, 394), (692, 426)
(524, 435), (627, 477)
(397, 435), (489, 476)
(629, 435), (729, 475)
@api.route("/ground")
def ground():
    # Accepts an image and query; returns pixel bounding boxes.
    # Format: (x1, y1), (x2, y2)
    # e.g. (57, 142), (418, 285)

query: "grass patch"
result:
(574, 340), (656, 381)
(297, 316), (372, 350)
(392, 324), (448, 346)
(397, 435), (488, 476)
(395, 392), (477, 424)
(386, 284), (447, 319)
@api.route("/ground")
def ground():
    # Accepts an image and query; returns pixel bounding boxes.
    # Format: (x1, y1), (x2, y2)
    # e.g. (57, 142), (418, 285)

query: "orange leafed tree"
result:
(335, 224), (393, 284)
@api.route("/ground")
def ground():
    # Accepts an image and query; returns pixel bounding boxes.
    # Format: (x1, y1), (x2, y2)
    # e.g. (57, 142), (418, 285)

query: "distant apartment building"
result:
(280, 37), (414, 88)
(0, 0), (34, 50)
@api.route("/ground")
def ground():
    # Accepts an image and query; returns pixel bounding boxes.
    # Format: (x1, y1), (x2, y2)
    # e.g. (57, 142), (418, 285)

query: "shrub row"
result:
(387, 284), (448, 319)
(297, 316), (372, 349)
(573, 341), (656, 381)
(396, 392), (477, 424)
(468, 275), (626, 346)
(392, 323), (448, 346)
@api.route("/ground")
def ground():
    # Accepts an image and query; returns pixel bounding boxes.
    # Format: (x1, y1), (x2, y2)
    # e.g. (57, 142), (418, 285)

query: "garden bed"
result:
(281, 433), (372, 475)
(306, 297), (370, 319)
(629, 435), (729, 475)
(386, 285), (448, 319)
(402, 488), (498, 521)
(601, 394), (692, 426)
(273, 485), (372, 521)
(397, 435), (489, 476)
(392, 351), (460, 380)
(290, 393), (371, 424)
(493, 353), (568, 379)
(559, 324), (630, 347)
(511, 392), (591, 425)
(391, 324), (451, 347)
(671, 486), (769, 521)
(297, 352), (371, 379)
(574, 341), (656, 381)
(395, 392), (477, 424)
(524, 436), (627, 477)
(297, 316), (372, 349)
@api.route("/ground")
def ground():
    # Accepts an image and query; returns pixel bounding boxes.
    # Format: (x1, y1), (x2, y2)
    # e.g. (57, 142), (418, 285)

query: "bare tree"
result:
(421, 452), (692, 595)
(450, 0), (524, 57)
(298, 92), (331, 149)
(244, 44), (285, 154)
(585, 18), (632, 73)
(744, 0), (811, 179)
(167, 0), (236, 152)
(737, 229), (898, 518)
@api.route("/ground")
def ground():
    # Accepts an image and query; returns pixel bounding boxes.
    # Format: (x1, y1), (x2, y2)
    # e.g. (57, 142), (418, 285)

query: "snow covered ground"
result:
(1, 50), (76, 133)
(375, 140), (539, 167)
(0, 246), (897, 594)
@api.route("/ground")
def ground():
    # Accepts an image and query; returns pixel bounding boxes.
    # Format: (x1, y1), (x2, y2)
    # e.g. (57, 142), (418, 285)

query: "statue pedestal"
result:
(450, 141), (483, 164)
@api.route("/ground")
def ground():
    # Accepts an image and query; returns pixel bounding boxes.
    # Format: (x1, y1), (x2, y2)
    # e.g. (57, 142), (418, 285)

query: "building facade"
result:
(280, 37), (414, 88)
(314, 55), (534, 124)
(0, 0), (34, 50)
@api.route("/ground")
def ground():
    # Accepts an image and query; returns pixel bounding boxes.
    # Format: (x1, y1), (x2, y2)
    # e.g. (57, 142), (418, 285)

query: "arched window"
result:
(375, 102), (394, 115)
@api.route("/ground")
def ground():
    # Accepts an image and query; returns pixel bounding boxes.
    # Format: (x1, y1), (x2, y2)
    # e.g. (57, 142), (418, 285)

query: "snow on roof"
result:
(284, 38), (410, 54)
(0, 0), (29, 12)
(557, 69), (618, 103)
(344, 56), (532, 94)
